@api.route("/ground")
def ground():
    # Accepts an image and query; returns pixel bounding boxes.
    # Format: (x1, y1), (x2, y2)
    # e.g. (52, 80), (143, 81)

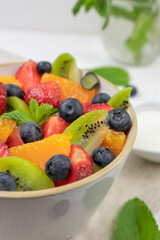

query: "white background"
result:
(0, 0), (101, 33)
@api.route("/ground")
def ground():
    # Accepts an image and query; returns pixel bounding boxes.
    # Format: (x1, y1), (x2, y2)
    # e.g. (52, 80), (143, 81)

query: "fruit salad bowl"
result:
(0, 61), (137, 240)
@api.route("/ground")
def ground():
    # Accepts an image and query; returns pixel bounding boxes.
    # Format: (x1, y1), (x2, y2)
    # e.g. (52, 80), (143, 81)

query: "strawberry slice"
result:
(6, 126), (24, 148)
(42, 116), (70, 138)
(81, 101), (92, 114)
(54, 145), (94, 187)
(0, 82), (7, 115)
(24, 81), (61, 108)
(0, 142), (10, 158)
(86, 103), (113, 113)
(16, 60), (41, 92)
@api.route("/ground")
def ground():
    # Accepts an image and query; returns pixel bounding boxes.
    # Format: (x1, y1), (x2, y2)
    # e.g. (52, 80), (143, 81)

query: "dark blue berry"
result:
(37, 61), (52, 74)
(92, 147), (115, 167)
(125, 84), (137, 97)
(92, 93), (111, 104)
(20, 121), (43, 143)
(58, 98), (83, 122)
(107, 109), (131, 132)
(0, 172), (17, 191)
(45, 154), (71, 181)
(5, 84), (25, 99)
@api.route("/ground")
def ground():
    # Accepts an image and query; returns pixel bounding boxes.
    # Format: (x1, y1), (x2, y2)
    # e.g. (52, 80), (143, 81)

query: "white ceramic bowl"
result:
(133, 102), (160, 162)
(0, 63), (137, 240)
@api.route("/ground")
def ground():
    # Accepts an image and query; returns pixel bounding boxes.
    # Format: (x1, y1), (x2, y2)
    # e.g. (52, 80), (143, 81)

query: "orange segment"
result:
(101, 129), (127, 156)
(41, 73), (98, 102)
(0, 118), (17, 143)
(0, 76), (22, 88)
(10, 134), (71, 172)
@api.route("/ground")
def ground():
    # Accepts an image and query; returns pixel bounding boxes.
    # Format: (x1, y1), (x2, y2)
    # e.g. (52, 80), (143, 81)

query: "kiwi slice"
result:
(64, 110), (108, 155)
(108, 87), (132, 110)
(0, 156), (54, 191)
(81, 72), (100, 90)
(6, 96), (30, 114)
(51, 53), (81, 83)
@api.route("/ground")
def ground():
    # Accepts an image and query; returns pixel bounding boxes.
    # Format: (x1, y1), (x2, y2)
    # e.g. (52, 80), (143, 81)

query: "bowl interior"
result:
(0, 63), (137, 198)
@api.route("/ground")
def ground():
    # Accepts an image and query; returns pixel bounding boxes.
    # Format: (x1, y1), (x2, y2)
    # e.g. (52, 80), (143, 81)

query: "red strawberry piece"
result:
(6, 126), (24, 148)
(54, 145), (94, 187)
(86, 103), (113, 113)
(16, 60), (41, 92)
(81, 101), (92, 114)
(0, 82), (7, 115)
(0, 142), (10, 158)
(24, 81), (61, 108)
(42, 116), (70, 138)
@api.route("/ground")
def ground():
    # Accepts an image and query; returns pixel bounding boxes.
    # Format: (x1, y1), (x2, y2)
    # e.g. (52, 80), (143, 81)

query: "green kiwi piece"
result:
(108, 87), (132, 110)
(64, 110), (109, 155)
(81, 72), (100, 90)
(51, 53), (81, 83)
(0, 156), (54, 191)
(93, 162), (102, 173)
(6, 96), (30, 114)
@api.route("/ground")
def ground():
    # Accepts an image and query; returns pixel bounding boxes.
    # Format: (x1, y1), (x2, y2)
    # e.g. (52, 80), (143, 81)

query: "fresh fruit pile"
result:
(0, 53), (132, 192)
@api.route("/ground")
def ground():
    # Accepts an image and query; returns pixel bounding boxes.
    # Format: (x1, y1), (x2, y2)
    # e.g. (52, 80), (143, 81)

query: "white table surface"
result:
(0, 28), (160, 239)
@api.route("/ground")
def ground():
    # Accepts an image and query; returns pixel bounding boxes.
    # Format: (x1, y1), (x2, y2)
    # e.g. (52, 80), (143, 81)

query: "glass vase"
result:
(102, 0), (160, 65)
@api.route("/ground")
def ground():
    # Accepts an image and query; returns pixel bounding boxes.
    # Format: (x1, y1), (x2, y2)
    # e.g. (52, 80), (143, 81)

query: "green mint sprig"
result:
(0, 111), (35, 125)
(114, 198), (160, 240)
(73, 0), (112, 29)
(0, 99), (58, 126)
(73, 0), (158, 60)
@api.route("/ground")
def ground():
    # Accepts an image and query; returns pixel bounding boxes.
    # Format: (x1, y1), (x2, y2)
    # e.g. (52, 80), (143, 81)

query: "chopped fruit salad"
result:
(0, 53), (132, 192)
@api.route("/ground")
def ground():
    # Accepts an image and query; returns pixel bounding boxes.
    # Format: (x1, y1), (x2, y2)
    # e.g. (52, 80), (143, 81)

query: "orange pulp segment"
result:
(41, 73), (98, 102)
(101, 129), (126, 156)
(0, 118), (17, 143)
(10, 134), (72, 172)
(0, 76), (22, 88)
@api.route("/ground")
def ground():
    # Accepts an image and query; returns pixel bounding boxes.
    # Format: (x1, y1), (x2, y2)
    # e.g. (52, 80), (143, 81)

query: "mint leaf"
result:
(125, 12), (153, 54)
(114, 198), (160, 240)
(85, 0), (94, 11)
(29, 99), (58, 125)
(89, 67), (130, 86)
(0, 111), (34, 125)
(35, 103), (58, 125)
(72, 0), (85, 15)
(29, 98), (39, 120)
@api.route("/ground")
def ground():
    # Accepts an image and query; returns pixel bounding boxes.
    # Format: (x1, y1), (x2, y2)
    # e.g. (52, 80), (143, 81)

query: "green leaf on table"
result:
(89, 67), (130, 86)
(29, 99), (58, 125)
(114, 198), (160, 240)
(0, 110), (34, 126)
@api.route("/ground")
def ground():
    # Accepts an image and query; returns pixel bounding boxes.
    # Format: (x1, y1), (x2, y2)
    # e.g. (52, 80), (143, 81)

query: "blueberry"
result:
(5, 84), (25, 99)
(58, 98), (83, 122)
(20, 121), (43, 143)
(45, 154), (71, 181)
(125, 84), (137, 97)
(92, 93), (111, 104)
(92, 147), (115, 167)
(107, 109), (132, 132)
(37, 61), (52, 74)
(0, 172), (17, 191)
